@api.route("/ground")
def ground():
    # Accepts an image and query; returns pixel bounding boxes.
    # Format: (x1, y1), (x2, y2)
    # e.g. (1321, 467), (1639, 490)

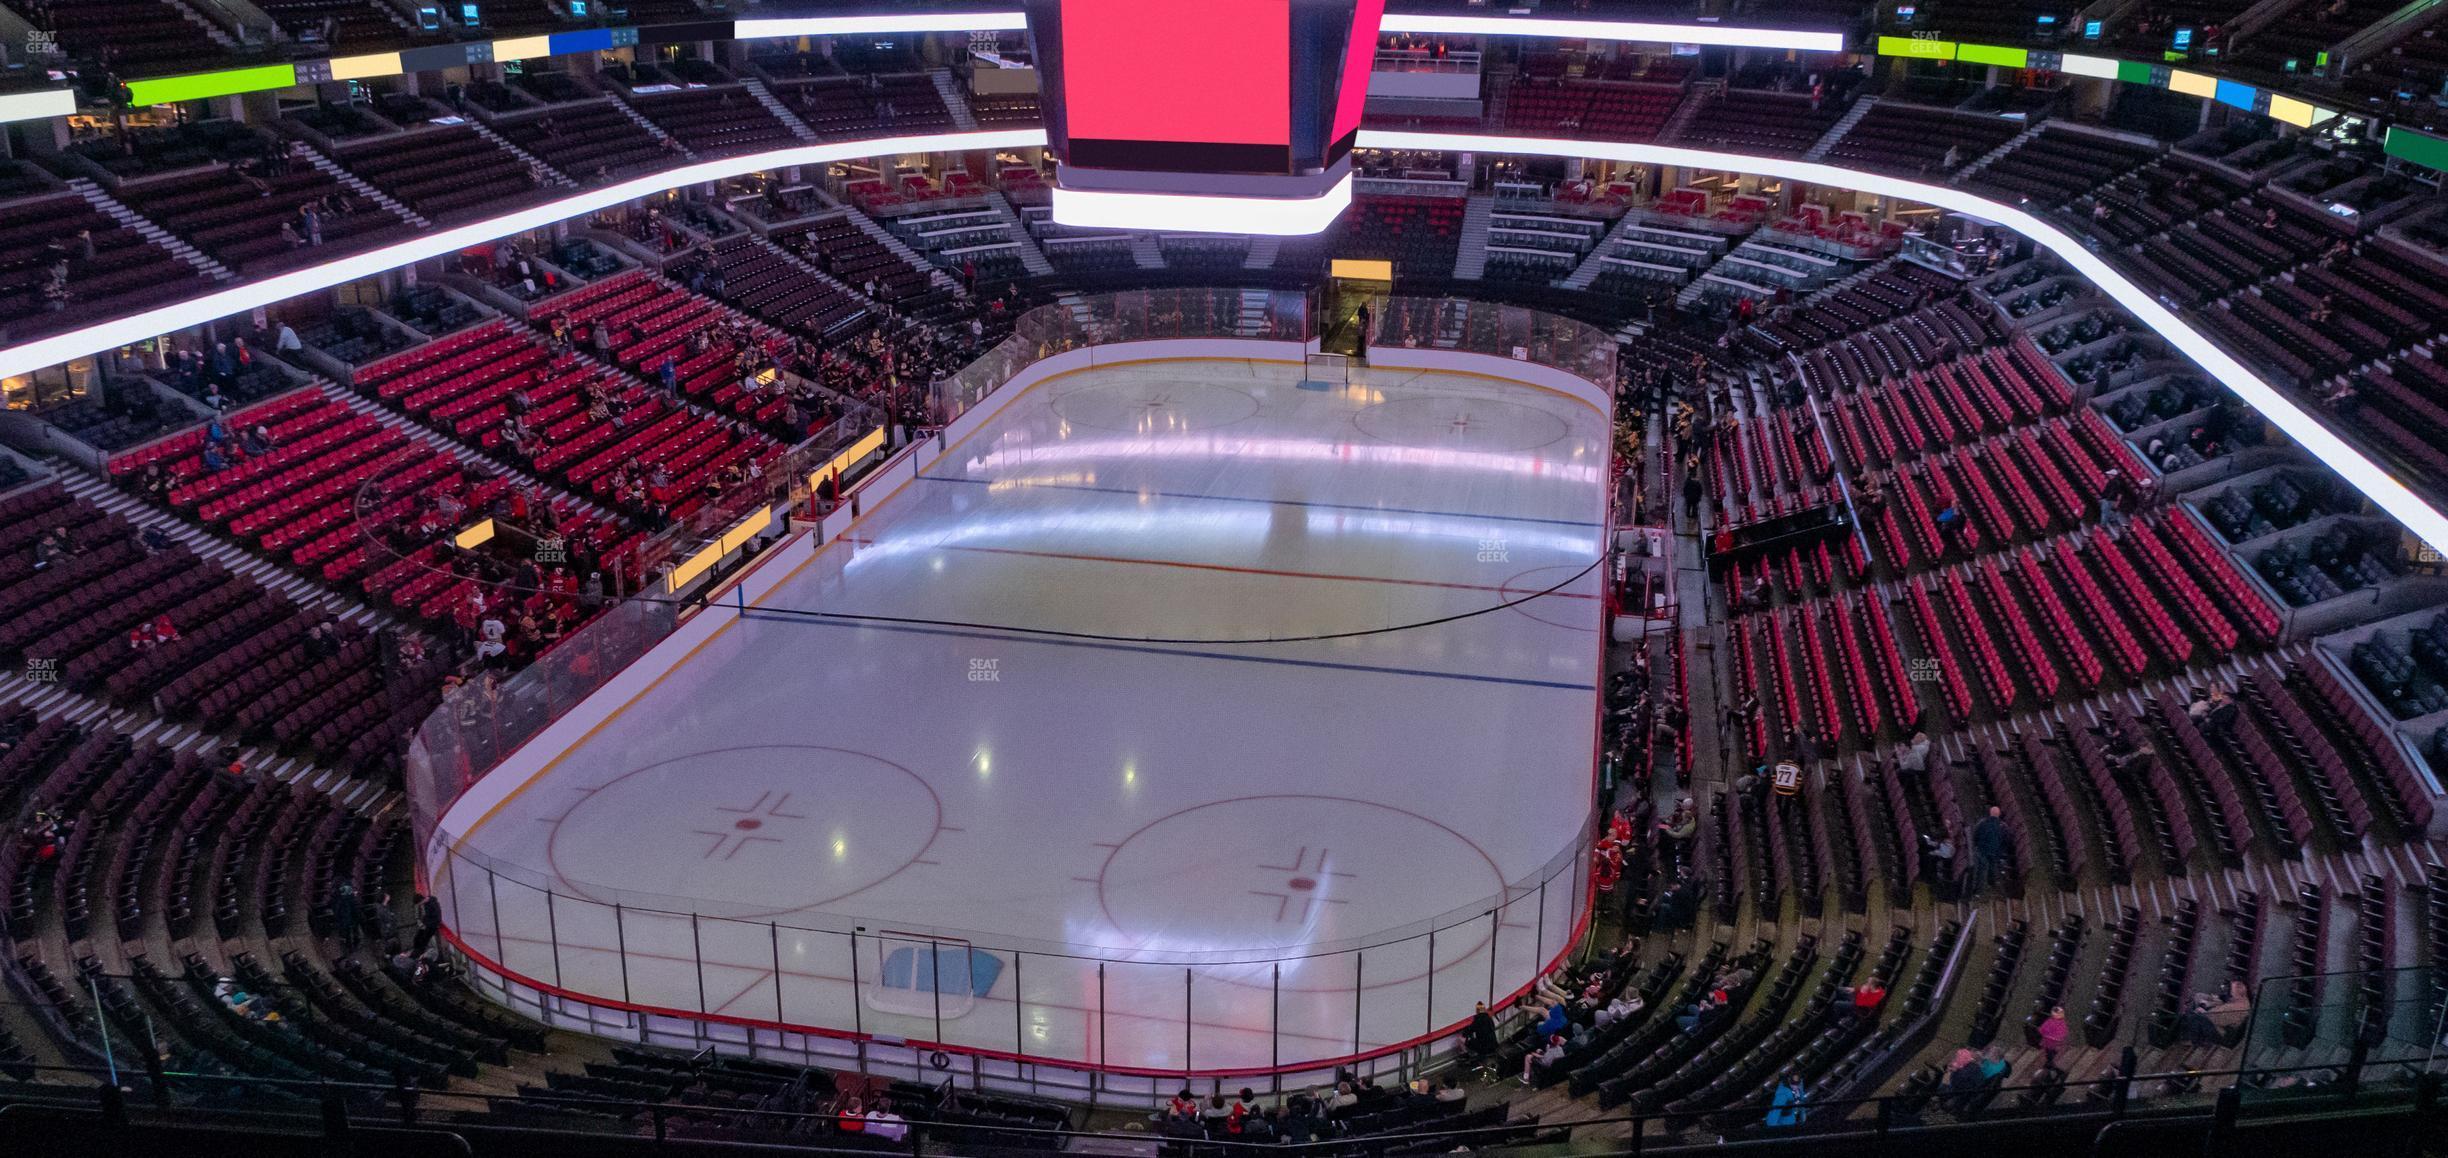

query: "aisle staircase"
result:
(1560, 212), (1644, 290)
(985, 192), (1055, 277)
(1451, 192), (1496, 280)
(932, 70), (979, 131)
(291, 141), (429, 228)
(600, 92), (693, 157)
(1804, 96), (1877, 160)
(1243, 234), (1282, 269)
(66, 178), (232, 281)
(1658, 78), (1719, 143)
(1952, 124), (2042, 183)
(740, 77), (819, 141)
(164, 0), (243, 48)
(1130, 232), (1163, 269)
(844, 206), (964, 296)
(462, 115), (577, 187)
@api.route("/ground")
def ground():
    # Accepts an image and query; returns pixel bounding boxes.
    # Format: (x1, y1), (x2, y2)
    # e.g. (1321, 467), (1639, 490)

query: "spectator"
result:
(214, 977), (267, 1020)
(474, 613), (508, 666)
(1596, 985), (1645, 1027)
(2098, 468), (2134, 533)
(1660, 795), (1697, 873)
(411, 892), (442, 957)
(1464, 1000), (1499, 1057)
(1533, 998), (1571, 1039)
(2037, 1005), (2069, 1070)
(1323, 1080), (1358, 1111)
(368, 890), (398, 951)
(1850, 979), (1886, 1019)
(1765, 1071), (1807, 1127)
(334, 881), (360, 951)
(863, 1099), (907, 1141)
(1941, 1047), (1984, 1109)
(1521, 1033), (1566, 1084)
(2179, 980), (2252, 1045)
(31, 527), (64, 572)
(1969, 806), (2007, 897)
(2202, 685), (2239, 735)
(1899, 731), (1932, 778)
(1920, 824), (1958, 901)
(1934, 503), (1966, 551)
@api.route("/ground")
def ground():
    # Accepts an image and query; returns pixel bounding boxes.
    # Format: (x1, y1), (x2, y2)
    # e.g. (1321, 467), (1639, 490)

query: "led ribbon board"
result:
(1876, 38), (2345, 128)
(81, 9), (1831, 124)
(2385, 126), (2448, 175)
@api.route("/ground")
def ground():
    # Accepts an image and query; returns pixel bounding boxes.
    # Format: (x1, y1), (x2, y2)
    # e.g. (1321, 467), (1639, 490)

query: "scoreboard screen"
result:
(1026, 0), (1382, 232)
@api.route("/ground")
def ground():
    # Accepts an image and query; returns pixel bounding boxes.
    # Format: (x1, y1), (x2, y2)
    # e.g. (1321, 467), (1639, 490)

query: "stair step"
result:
(68, 180), (234, 281)
(1452, 192), (1496, 281)
(602, 93), (692, 156)
(985, 192), (1056, 277)
(463, 115), (577, 188)
(291, 141), (429, 229)
(931, 70), (979, 132)
(740, 77), (820, 142)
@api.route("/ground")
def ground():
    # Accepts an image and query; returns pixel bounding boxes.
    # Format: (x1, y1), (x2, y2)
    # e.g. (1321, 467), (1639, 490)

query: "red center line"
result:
(846, 537), (1601, 600)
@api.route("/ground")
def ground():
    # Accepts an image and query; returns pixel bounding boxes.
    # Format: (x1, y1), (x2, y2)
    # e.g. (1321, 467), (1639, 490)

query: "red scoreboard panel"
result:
(1025, 0), (1382, 233)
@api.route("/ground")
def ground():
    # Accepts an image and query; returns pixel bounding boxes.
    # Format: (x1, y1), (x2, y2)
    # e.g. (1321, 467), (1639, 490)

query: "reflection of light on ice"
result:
(987, 472), (1098, 492)
(964, 434), (1603, 484)
(842, 506), (1600, 563)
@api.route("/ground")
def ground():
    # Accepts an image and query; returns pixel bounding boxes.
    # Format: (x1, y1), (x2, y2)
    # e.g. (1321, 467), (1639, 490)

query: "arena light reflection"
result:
(1353, 128), (2448, 557)
(960, 431), (1605, 484)
(1050, 175), (1355, 235)
(734, 12), (1029, 38)
(1377, 14), (1846, 51)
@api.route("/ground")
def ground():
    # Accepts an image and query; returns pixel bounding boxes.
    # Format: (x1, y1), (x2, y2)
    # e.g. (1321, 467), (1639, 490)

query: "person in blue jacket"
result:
(1766, 1071), (1807, 1128)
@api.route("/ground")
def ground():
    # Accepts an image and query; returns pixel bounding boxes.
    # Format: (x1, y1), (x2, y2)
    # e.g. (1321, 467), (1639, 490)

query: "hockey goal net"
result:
(864, 933), (1002, 1019)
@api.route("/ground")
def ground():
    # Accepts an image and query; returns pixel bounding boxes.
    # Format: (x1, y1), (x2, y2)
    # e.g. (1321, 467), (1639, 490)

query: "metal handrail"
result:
(0, 1046), (2432, 1152)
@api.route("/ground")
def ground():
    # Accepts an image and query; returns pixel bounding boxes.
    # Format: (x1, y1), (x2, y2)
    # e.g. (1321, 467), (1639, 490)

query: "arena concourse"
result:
(0, 2), (2443, 1157)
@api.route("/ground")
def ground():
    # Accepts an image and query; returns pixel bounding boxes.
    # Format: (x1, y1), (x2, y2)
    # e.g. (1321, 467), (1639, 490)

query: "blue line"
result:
(740, 611), (1596, 692)
(915, 473), (1604, 529)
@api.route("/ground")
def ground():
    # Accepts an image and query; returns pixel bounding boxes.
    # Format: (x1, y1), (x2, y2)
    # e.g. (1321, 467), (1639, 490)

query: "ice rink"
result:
(432, 356), (1609, 1074)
